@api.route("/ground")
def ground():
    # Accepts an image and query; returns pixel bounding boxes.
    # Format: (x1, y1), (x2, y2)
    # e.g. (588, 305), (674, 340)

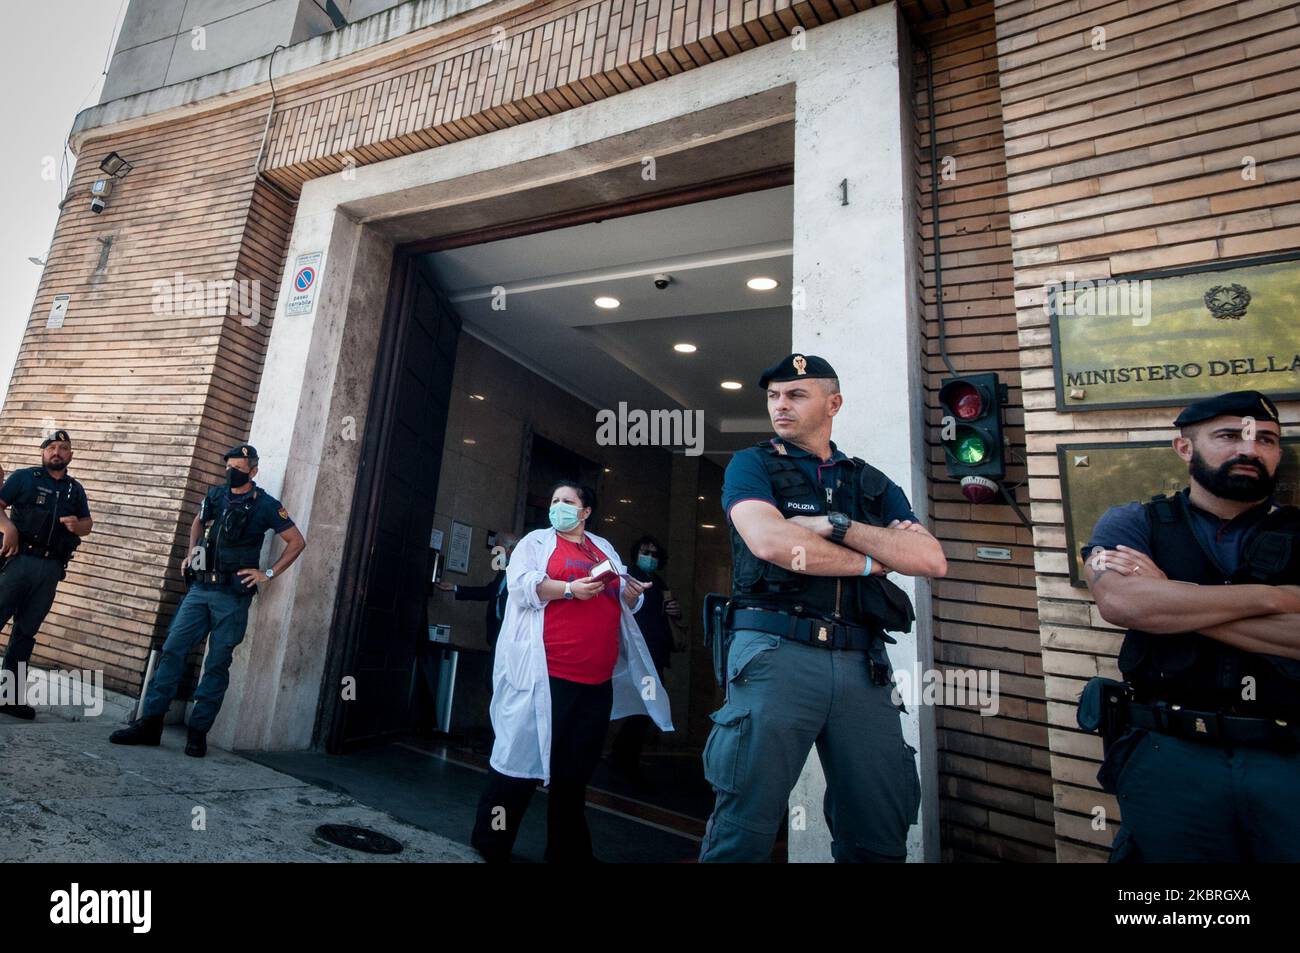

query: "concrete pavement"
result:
(0, 716), (480, 863)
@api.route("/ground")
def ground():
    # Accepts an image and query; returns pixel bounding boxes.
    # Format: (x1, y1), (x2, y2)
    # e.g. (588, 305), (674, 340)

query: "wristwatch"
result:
(563, 581), (574, 600)
(265, 568), (276, 580)
(827, 511), (851, 545)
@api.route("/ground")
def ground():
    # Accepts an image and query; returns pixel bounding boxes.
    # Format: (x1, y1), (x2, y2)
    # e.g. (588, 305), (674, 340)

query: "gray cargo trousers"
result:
(699, 627), (921, 862)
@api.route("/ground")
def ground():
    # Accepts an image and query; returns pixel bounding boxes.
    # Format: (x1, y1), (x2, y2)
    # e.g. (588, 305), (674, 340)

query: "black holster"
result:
(1076, 676), (1131, 748)
(702, 592), (734, 687)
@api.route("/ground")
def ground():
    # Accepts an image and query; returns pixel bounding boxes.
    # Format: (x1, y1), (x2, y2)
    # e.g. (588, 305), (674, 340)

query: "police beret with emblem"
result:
(40, 429), (71, 448)
(223, 444), (259, 463)
(757, 353), (839, 389)
(1173, 390), (1281, 429)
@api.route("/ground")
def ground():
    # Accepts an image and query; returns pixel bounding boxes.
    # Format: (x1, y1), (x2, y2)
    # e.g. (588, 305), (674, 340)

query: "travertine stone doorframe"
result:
(219, 5), (935, 862)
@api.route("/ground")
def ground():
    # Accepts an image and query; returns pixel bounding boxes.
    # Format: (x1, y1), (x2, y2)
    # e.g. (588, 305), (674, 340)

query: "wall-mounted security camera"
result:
(88, 177), (114, 215)
(85, 154), (131, 217)
(653, 273), (672, 290)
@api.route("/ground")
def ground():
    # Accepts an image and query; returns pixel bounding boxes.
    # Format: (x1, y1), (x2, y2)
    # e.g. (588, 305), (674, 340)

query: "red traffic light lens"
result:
(944, 382), (984, 420)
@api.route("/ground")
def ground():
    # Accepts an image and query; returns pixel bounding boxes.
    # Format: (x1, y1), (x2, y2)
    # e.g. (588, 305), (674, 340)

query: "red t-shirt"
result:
(542, 535), (622, 684)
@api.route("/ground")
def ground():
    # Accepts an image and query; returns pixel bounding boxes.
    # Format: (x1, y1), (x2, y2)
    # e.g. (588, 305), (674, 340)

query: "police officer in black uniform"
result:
(700, 353), (948, 862)
(110, 444), (306, 756)
(0, 430), (92, 719)
(1080, 390), (1300, 861)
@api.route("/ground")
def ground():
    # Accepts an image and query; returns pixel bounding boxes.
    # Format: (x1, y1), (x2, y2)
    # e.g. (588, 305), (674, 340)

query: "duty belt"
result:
(194, 570), (242, 586)
(1127, 698), (1299, 750)
(732, 607), (879, 651)
(19, 543), (62, 560)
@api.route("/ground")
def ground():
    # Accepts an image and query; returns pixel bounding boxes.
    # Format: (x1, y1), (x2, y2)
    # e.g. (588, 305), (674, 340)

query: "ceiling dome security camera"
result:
(653, 273), (672, 290)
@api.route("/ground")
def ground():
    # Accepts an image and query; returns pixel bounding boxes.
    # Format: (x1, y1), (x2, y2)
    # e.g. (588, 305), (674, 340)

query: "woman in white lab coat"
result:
(470, 480), (673, 863)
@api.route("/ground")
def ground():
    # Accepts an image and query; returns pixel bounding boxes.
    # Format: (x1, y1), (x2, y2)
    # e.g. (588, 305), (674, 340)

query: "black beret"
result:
(758, 353), (839, 389)
(223, 444), (259, 463)
(1173, 390), (1281, 429)
(40, 429), (71, 448)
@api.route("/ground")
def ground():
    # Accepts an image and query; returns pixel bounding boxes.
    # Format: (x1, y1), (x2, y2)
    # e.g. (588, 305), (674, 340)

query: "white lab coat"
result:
(489, 527), (674, 784)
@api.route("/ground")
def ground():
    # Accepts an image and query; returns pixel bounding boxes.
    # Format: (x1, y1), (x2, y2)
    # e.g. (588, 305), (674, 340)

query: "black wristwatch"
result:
(827, 511), (851, 544)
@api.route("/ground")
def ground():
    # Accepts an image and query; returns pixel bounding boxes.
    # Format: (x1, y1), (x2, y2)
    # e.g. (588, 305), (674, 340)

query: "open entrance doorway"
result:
(234, 17), (932, 859)
(255, 130), (797, 862)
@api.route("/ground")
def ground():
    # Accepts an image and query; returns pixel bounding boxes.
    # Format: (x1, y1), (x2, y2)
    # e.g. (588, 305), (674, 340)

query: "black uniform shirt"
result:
(0, 467), (91, 546)
(200, 484), (295, 540)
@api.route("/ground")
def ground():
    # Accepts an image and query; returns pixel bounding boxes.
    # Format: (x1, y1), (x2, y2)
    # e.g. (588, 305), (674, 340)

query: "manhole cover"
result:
(315, 824), (403, 854)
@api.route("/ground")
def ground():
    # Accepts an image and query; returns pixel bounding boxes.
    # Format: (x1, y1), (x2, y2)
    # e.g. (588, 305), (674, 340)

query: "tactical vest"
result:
(1120, 492), (1300, 713)
(10, 469), (84, 562)
(730, 440), (916, 634)
(200, 487), (266, 573)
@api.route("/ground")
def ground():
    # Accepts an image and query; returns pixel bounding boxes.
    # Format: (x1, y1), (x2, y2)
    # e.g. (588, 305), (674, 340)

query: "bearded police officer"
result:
(0, 430), (92, 719)
(700, 354), (948, 862)
(111, 444), (306, 756)
(1079, 390), (1300, 862)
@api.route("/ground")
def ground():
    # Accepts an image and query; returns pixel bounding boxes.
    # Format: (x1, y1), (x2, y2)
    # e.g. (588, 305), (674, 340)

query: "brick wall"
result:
(0, 103), (292, 694)
(991, 0), (1300, 861)
(916, 1), (1057, 863)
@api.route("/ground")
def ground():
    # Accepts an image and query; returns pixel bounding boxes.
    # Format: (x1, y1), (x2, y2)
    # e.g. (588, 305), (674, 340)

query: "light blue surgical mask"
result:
(549, 502), (582, 532)
(636, 554), (658, 573)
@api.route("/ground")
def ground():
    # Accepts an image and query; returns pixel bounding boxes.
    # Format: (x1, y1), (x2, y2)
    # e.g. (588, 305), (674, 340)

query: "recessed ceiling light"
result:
(463, 438), (477, 445)
(603, 467), (611, 473)
(747, 277), (779, 291)
(720, 380), (743, 390)
(605, 516), (616, 522)
(697, 495), (705, 501)
(673, 343), (697, 353)
(701, 523), (716, 529)
(619, 498), (633, 504)
(594, 296), (620, 309)
(469, 393), (485, 401)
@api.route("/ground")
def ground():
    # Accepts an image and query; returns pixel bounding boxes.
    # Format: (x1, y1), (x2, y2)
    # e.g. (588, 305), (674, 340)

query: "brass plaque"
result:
(1050, 252), (1300, 411)
(1059, 439), (1300, 587)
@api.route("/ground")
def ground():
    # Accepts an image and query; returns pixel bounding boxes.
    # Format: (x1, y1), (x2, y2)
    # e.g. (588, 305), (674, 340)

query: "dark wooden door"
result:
(333, 261), (459, 749)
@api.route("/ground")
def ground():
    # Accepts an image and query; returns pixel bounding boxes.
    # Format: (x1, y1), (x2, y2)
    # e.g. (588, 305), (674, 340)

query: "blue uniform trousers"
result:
(1104, 727), (1300, 862)
(141, 585), (252, 733)
(699, 628), (921, 862)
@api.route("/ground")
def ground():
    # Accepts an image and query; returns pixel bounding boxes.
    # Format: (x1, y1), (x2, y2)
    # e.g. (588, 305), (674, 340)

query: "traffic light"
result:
(938, 373), (1006, 504)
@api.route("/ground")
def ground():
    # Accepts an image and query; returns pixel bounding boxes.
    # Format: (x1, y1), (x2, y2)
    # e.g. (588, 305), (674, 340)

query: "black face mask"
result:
(1189, 449), (1277, 502)
(226, 468), (252, 489)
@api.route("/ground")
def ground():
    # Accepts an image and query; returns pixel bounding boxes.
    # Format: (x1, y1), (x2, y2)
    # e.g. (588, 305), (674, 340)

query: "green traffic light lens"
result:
(956, 433), (987, 464)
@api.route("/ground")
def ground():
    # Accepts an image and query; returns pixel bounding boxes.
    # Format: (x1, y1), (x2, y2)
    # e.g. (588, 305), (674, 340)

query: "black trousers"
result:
(610, 665), (666, 772)
(0, 555), (64, 679)
(472, 676), (613, 863)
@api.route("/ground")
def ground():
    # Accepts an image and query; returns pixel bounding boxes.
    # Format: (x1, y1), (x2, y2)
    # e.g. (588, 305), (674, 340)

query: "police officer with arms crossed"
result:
(0, 430), (92, 720)
(701, 354), (948, 862)
(1079, 390), (1300, 862)
(110, 445), (306, 756)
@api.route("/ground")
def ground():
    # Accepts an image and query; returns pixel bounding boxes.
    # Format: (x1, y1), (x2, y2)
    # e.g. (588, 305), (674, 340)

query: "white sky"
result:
(0, 0), (128, 402)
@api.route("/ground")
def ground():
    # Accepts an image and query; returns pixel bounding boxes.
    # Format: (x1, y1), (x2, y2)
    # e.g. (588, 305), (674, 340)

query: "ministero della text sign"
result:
(1049, 251), (1300, 411)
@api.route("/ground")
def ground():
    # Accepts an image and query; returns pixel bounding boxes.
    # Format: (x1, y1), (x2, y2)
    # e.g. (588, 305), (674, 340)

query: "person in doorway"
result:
(470, 481), (672, 863)
(0, 430), (92, 720)
(607, 534), (684, 788)
(437, 532), (519, 691)
(109, 445), (306, 756)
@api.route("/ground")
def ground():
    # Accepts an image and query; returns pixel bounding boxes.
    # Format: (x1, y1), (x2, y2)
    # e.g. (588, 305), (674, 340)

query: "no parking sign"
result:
(286, 251), (324, 316)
